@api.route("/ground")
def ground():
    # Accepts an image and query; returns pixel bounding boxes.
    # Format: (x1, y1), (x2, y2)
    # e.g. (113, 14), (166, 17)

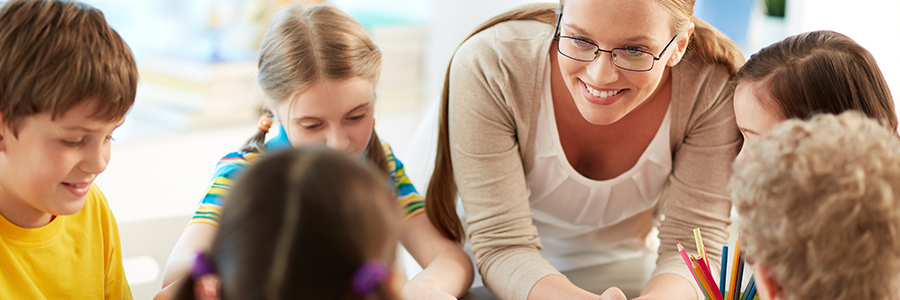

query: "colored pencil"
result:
(720, 245), (729, 297)
(728, 239), (741, 300)
(691, 255), (717, 300)
(739, 274), (755, 300)
(733, 250), (745, 300)
(678, 242), (712, 300)
(696, 255), (725, 300)
(744, 278), (757, 300)
(694, 228), (710, 269)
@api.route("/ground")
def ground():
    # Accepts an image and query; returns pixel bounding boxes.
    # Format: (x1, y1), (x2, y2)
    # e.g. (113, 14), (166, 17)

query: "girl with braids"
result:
(175, 147), (403, 300)
(159, 4), (472, 300)
(426, 1), (743, 299)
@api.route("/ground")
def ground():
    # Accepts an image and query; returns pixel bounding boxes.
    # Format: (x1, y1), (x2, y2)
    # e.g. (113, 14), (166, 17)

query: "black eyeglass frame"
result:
(552, 13), (678, 72)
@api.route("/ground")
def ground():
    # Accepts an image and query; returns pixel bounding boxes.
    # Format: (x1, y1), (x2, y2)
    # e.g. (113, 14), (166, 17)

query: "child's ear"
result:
(752, 263), (783, 300)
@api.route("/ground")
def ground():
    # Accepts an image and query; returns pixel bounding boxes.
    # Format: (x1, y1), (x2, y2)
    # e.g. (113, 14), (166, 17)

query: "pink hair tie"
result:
(350, 260), (388, 296)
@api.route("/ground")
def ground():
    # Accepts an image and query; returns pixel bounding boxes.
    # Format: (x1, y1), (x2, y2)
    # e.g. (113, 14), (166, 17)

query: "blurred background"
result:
(68, 0), (899, 298)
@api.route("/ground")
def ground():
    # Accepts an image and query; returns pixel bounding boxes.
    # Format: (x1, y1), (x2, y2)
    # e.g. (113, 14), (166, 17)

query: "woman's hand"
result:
(401, 275), (458, 300)
(598, 287), (628, 300)
(632, 274), (699, 300)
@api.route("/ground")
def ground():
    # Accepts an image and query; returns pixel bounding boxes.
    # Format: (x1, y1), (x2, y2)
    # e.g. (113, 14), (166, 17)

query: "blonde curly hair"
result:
(730, 112), (900, 300)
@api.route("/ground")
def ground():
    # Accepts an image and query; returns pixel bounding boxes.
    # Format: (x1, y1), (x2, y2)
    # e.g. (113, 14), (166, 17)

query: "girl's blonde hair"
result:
(426, 1), (745, 243)
(243, 4), (388, 172)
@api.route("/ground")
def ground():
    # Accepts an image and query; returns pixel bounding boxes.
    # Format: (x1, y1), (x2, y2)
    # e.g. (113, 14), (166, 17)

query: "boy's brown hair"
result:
(730, 112), (900, 300)
(0, 0), (137, 136)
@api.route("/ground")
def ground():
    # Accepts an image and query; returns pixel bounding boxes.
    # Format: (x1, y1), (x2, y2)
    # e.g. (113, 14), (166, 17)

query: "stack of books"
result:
(132, 55), (261, 131)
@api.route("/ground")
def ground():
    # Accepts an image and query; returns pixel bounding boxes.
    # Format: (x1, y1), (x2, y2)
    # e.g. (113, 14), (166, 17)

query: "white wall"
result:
(783, 0), (900, 114)
(422, 0), (556, 105)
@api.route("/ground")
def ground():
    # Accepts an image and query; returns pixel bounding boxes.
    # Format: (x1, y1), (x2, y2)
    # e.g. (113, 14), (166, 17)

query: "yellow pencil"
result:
(694, 228), (709, 270)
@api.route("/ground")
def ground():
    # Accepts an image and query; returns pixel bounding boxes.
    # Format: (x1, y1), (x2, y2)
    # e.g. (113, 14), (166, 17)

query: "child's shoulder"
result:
(380, 141), (395, 159)
(80, 184), (117, 223)
(219, 150), (264, 165)
(83, 184), (111, 212)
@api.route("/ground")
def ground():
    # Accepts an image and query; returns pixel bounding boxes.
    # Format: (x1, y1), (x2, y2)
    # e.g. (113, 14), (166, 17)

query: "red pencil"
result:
(691, 255), (718, 300)
(677, 241), (712, 300)
(697, 255), (724, 300)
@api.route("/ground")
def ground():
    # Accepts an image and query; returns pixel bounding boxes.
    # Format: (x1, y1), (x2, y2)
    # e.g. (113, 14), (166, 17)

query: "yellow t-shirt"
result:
(0, 184), (132, 299)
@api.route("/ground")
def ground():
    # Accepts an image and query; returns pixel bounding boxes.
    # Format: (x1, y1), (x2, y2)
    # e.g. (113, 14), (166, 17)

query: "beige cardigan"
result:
(446, 20), (740, 300)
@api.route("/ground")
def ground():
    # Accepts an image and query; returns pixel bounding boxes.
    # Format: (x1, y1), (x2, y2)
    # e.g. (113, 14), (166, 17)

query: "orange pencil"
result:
(697, 255), (724, 300)
(728, 239), (741, 300)
(678, 242), (712, 300)
(691, 255), (718, 300)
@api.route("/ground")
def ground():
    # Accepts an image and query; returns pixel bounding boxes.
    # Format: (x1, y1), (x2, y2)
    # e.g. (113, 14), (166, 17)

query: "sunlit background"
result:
(56, 0), (900, 297)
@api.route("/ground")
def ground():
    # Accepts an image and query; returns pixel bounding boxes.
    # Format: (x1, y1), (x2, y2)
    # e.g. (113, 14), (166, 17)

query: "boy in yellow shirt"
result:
(0, 0), (137, 299)
(730, 112), (900, 300)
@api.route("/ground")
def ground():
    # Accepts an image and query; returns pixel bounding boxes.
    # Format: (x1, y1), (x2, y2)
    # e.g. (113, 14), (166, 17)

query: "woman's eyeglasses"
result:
(553, 13), (677, 72)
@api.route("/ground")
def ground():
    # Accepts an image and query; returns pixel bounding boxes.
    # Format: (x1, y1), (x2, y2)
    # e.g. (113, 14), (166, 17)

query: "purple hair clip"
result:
(191, 252), (217, 279)
(351, 260), (388, 296)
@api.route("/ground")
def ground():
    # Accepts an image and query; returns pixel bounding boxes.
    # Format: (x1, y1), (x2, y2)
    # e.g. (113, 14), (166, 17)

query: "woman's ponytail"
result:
(686, 16), (745, 75)
(426, 3), (558, 244)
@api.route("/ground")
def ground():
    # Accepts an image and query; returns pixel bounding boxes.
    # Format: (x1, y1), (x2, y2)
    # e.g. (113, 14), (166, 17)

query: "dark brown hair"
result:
(241, 4), (387, 173)
(176, 147), (401, 300)
(426, 1), (745, 243)
(0, 0), (137, 135)
(733, 30), (897, 132)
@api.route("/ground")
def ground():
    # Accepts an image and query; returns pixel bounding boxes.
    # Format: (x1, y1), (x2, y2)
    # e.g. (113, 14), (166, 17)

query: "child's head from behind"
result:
(184, 147), (401, 300)
(730, 112), (900, 300)
(732, 30), (896, 146)
(0, 0), (137, 227)
(249, 4), (382, 161)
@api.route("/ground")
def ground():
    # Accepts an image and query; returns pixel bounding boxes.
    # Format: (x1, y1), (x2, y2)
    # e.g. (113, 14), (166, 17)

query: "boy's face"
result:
(0, 99), (122, 228)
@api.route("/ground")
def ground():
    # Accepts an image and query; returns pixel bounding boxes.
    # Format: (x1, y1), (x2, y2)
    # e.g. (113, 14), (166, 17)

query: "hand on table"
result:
(598, 287), (628, 300)
(401, 276), (458, 300)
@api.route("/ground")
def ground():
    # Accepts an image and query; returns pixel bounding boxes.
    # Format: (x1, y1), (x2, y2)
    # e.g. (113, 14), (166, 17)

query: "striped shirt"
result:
(189, 125), (425, 226)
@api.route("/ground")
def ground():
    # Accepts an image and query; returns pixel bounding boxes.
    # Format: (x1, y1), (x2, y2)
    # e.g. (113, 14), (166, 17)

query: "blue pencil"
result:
(720, 245), (728, 297)
(744, 278), (757, 300)
(739, 274), (755, 300)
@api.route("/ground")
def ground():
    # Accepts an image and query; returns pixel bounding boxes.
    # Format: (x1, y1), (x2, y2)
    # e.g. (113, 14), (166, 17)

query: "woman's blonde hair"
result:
(730, 112), (900, 300)
(426, 0), (745, 243)
(243, 4), (388, 172)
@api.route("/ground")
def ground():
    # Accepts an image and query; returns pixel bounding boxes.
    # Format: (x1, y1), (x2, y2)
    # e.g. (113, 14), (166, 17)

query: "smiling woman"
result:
(425, 1), (744, 299)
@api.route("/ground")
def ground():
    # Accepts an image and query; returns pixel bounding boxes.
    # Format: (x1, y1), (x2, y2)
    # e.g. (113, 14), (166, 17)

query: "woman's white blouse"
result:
(525, 60), (673, 271)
